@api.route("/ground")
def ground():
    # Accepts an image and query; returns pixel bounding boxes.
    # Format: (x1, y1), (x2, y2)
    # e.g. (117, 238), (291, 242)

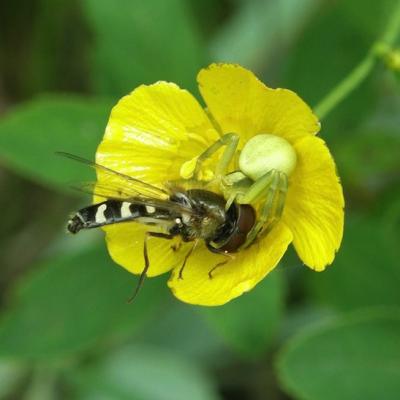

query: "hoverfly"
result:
(58, 152), (256, 301)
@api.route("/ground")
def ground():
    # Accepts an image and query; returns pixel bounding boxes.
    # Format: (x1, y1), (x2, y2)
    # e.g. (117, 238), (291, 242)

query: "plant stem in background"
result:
(313, 2), (400, 120)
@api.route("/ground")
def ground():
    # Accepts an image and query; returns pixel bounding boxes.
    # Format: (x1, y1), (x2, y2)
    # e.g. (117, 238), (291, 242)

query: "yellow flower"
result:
(95, 63), (344, 306)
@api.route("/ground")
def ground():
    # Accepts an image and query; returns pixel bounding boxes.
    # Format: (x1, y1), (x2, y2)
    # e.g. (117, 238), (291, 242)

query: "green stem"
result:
(313, 2), (400, 120)
(313, 55), (375, 120)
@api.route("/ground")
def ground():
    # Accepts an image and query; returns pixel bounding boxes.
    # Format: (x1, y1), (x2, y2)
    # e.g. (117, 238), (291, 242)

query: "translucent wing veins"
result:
(56, 151), (169, 199)
(57, 151), (195, 214)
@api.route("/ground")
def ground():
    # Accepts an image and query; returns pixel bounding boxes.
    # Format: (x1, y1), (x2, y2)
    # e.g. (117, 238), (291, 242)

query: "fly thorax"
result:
(199, 211), (226, 240)
(180, 189), (229, 242)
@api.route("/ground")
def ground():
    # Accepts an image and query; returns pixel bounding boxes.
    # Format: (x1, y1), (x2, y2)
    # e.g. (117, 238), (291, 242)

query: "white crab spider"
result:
(185, 132), (297, 248)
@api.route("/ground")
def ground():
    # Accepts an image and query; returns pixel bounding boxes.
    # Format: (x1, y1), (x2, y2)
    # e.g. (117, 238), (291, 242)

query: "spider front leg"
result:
(192, 133), (240, 180)
(237, 170), (288, 248)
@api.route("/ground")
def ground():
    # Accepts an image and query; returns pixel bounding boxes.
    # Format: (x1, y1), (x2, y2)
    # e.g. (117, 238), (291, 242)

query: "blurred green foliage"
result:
(0, 96), (112, 189)
(0, 0), (399, 399)
(82, 0), (204, 97)
(0, 244), (169, 359)
(277, 310), (400, 400)
(68, 344), (220, 400)
(201, 272), (285, 359)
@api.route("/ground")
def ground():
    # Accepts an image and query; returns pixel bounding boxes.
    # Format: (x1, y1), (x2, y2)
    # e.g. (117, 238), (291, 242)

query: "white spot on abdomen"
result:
(95, 204), (107, 224)
(121, 202), (131, 218)
(146, 205), (156, 214)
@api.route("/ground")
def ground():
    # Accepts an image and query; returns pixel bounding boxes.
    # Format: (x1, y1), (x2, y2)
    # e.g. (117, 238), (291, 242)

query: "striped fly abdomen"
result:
(67, 200), (172, 234)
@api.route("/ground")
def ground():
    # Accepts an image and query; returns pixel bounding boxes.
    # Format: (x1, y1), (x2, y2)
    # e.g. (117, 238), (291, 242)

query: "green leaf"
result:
(0, 360), (26, 398)
(69, 344), (220, 400)
(283, 1), (378, 134)
(24, 366), (59, 400)
(277, 309), (400, 400)
(334, 129), (400, 193)
(210, 0), (320, 70)
(340, 0), (398, 40)
(25, 0), (89, 95)
(0, 243), (168, 359)
(200, 271), (285, 358)
(332, 91), (400, 194)
(0, 95), (113, 190)
(82, 0), (205, 97)
(138, 303), (230, 368)
(280, 305), (338, 344)
(305, 214), (400, 312)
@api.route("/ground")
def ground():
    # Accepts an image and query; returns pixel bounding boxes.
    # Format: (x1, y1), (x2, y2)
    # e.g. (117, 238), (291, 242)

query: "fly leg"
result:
(178, 239), (199, 279)
(170, 240), (182, 252)
(127, 231), (174, 303)
(208, 253), (236, 279)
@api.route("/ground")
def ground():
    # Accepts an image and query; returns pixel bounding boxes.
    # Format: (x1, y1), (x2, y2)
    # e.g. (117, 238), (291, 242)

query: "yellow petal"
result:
(103, 223), (191, 277)
(96, 81), (219, 186)
(95, 82), (219, 275)
(198, 63), (320, 145)
(167, 222), (293, 306)
(283, 136), (344, 271)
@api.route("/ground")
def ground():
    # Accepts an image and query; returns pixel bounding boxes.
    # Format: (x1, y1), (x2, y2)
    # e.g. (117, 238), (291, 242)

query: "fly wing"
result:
(73, 181), (195, 215)
(71, 181), (144, 200)
(58, 152), (196, 215)
(57, 152), (169, 200)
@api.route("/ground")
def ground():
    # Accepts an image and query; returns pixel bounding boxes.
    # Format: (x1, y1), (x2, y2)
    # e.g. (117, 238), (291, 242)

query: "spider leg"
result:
(127, 231), (174, 303)
(254, 171), (288, 239)
(221, 171), (253, 210)
(193, 133), (240, 180)
(275, 171), (288, 220)
(224, 192), (237, 211)
(241, 170), (288, 248)
(236, 169), (276, 204)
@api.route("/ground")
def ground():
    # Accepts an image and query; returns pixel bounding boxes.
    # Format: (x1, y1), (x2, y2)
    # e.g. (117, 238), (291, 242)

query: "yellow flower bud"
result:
(386, 49), (400, 71)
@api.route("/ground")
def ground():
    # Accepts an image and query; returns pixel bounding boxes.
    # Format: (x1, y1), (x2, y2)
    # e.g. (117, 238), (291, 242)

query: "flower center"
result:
(239, 134), (297, 181)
